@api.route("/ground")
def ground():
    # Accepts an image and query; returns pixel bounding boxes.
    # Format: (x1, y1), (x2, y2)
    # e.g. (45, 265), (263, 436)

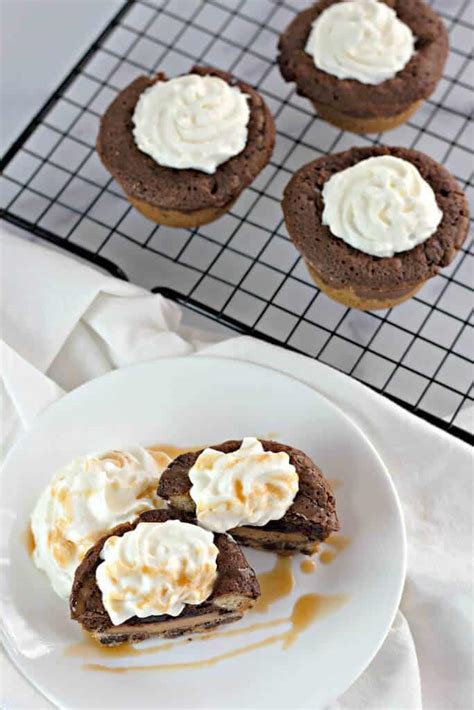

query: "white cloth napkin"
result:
(1, 228), (472, 710)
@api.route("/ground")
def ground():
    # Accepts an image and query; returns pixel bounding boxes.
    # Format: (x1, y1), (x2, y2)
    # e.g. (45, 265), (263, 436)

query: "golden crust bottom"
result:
(127, 194), (237, 228)
(305, 260), (424, 311)
(312, 100), (423, 134)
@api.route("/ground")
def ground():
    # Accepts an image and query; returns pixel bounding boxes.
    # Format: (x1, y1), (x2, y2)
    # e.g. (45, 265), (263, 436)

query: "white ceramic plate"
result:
(0, 357), (406, 709)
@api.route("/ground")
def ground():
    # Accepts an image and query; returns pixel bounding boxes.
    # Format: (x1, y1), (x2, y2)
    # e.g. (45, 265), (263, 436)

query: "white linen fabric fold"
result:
(1, 228), (472, 710)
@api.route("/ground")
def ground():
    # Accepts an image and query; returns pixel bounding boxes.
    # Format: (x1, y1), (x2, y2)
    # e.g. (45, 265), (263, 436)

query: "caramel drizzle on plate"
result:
(80, 592), (349, 673)
(24, 524), (36, 558)
(300, 558), (317, 574)
(71, 555), (348, 673)
(252, 556), (294, 613)
(148, 443), (204, 459)
(319, 535), (352, 565)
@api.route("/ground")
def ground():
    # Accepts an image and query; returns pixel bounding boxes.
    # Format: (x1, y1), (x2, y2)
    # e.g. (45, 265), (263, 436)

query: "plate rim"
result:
(1, 355), (407, 708)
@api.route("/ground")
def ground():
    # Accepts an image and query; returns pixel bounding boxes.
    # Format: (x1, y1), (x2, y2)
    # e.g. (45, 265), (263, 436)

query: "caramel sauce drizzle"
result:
(148, 443), (203, 459)
(66, 634), (178, 659)
(252, 556), (294, 613)
(282, 592), (348, 649)
(200, 617), (287, 641)
(24, 524), (36, 557)
(300, 558), (317, 574)
(85, 633), (288, 674)
(72, 554), (348, 674)
(319, 535), (351, 565)
(149, 437), (281, 460)
(67, 618), (287, 660)
(83, 593), (349, 673)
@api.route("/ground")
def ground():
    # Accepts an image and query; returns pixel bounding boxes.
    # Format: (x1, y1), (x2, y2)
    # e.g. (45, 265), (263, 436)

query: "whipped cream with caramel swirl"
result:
(189, 437), (299, 533)
(96, 521), (218, 625)
(30, 447), (171, 599)
(305, 0), (415, 85)
(132, 74), (250, 174)
(322, 155), (443, 258)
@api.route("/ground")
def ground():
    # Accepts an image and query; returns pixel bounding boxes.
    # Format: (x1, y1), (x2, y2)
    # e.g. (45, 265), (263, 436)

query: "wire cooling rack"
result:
(0, 0), (473, 442)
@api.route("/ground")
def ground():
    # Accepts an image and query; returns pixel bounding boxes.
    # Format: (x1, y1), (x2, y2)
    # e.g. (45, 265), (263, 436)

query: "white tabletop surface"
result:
(1, 5), (119, 705)
(1, 0), (121, 155)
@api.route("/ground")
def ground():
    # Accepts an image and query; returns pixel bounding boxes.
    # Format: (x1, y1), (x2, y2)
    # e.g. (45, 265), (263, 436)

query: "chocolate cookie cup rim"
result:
(282, 145), (469, 294)
(96, 65), (275, 213)
(277, 0), (449, 119)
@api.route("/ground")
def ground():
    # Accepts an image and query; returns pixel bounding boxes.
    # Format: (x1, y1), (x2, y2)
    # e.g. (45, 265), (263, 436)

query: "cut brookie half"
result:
(70, 510), (260, 646)
(158, 438), (340, 555)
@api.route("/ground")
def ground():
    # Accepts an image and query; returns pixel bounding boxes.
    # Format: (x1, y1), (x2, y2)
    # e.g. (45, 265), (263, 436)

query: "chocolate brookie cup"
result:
(158, 437), (340, 556)
(282, 146), (469, 311)
(97, 66), (275, 228)
(278, 0), (448, 134)
(71, 510), (260, 646)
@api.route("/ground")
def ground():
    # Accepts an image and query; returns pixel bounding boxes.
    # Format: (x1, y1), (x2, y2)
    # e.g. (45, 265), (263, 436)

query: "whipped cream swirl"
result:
(305, 0), (415, 85)
(189, 437), (299, 533)
(30, 447), (171, 599)
(322, 155), (443, 258)
(96, 521), (218, 625)
(132, 74), (250, 174)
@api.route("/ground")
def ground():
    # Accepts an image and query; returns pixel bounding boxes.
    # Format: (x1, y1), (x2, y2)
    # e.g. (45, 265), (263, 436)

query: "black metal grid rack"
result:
(1, 0), (472, 443)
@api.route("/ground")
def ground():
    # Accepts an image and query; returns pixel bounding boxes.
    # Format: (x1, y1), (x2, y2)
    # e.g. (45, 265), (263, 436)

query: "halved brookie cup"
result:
(70, 509), (260, 646)
(158, 437), (340, 556)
